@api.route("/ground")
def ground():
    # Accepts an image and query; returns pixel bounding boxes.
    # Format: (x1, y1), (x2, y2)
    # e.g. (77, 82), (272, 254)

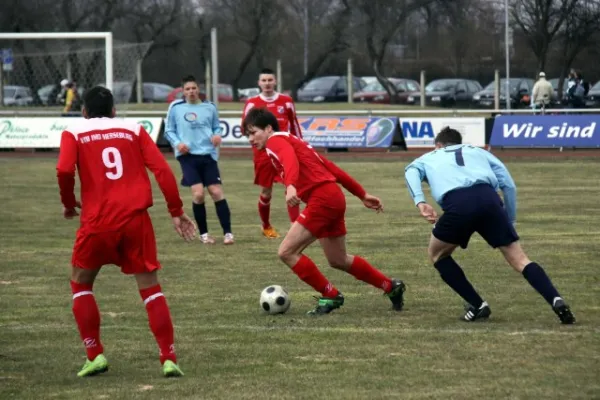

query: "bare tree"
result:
(511, 0), (577, 72)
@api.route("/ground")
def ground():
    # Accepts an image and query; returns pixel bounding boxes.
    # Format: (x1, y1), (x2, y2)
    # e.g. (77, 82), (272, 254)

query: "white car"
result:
(3, 85), (34, 106)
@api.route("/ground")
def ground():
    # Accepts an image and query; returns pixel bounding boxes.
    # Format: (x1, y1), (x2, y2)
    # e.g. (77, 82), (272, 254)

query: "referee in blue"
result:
(404, 127), (574, 324)
(165, 75), (234, 245)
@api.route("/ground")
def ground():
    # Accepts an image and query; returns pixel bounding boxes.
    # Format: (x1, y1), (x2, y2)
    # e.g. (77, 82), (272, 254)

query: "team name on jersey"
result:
(79, 131), (134, 144)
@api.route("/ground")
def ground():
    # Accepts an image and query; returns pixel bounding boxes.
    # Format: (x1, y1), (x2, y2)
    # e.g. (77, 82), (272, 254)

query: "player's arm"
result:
(287, 101), (303, 138)
(404, 159), (427, 205)
(164, 104), (182, 148)
(56, 131), (78, 210)
(139, 127), (184, 217)
(319, 156), (366, 199)
(266, 136), (299, 186)
(483, 150), (517, 222)
(210, 104), (223, 146)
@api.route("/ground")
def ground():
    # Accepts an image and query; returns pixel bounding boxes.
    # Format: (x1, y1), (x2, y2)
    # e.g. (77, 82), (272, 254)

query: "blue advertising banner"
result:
(490, 115), (600, 147)
(298, 117), (397, 148)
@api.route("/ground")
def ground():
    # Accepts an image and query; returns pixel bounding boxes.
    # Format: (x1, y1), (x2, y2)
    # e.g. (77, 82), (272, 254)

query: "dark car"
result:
(584, 80), (600, 108)
(353, 78), (420, 104)
(472, 78), (535, 109)
(406, 79), (482, 107)
(297, 76), (366, 102)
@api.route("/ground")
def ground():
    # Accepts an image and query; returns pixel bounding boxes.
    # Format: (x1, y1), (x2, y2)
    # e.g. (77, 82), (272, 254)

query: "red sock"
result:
(287, 204), (300, 223)
(140, 285), (176, 364)
(348, 256), (393, 292)
(70, 281), (103, 361)
(291, 255), (339, 298)
(258, 195), (271, 229)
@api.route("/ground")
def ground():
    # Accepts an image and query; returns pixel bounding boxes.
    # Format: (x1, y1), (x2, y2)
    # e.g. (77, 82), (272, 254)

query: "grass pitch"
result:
(0, 156), (598, 399)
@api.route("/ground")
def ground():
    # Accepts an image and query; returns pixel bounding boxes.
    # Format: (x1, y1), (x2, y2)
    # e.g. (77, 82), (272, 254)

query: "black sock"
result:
(522, 262), (561, 306)
(434, 257), (484, 308)
(193, 202), (208, 235)
(214, 199), (231, 234)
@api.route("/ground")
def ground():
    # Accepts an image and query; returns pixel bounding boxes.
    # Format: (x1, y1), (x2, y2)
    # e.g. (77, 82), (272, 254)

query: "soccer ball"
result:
(260, 285), (291, 315)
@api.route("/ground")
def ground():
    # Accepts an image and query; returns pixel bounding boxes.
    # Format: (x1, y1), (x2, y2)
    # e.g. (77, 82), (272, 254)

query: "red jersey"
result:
(265, 132), (366, 202)
(242, 93), (302, 158)
(56, 117), (184, 233)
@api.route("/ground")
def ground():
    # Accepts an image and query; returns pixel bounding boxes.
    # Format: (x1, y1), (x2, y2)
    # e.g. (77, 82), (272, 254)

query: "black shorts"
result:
(433, 184), (519, 249)
(177, 154), (222, 187)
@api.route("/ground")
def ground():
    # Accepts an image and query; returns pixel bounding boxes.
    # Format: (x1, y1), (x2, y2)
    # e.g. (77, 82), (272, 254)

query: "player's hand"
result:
(362, 193), (384, 213)
(417, 202), (438, 224)
(172, 213), (197, 242)
(177, 143), (190, 154)
(285, 185), (301, 207)
(211, 135), (222, 147)
(62, 201), (81, 219)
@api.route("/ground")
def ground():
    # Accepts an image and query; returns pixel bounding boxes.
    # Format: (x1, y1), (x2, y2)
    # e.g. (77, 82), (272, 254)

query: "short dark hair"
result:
(83, 86), (114, 118)
(435, 126), (462, 146)
(259, 68), (275, 76)
(242, 107), (280, 135)
(181, 75), (197, 86)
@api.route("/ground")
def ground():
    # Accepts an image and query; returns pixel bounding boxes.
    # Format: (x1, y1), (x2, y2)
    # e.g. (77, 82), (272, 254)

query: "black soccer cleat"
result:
(307, 293), (345, 316)
(386, 279), (406, 311)
(463, 301), (491, 322)
(552, 298), (575, 324)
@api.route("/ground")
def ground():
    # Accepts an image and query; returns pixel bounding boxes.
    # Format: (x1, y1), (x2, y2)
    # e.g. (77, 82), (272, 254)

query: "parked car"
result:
(37, 83), (85, 106)
(98, 81), (174, 103)
(353, 78), (420, 104)
(238, 87), (260, 102)
(297, 76), (366, 102)
(472, 78), (534, 108)
(2, 85), (34, 106)
(166, 84), (234, 103)
(585, 80), (600, 108)
(406, 79), (482, 107)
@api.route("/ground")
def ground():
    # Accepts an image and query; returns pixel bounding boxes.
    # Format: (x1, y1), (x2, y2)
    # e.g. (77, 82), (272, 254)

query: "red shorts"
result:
(71, 211), (161, 274)
(253, 149), (282, 187)
(297, 182), (347, 239)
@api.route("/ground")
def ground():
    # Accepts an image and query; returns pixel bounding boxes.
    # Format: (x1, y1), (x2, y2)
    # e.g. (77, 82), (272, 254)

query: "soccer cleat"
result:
(223, 233), (235, 245)
(386, 279), (406, 311)
(77, 354), (108, 377)
(552, 298), (575, 324)
(200, 233), (216, 244)
(463, 301), (491, 322)
(162, 360), (184, 378)
(307, 293), (345, 316)
(262, 226), (280, 239)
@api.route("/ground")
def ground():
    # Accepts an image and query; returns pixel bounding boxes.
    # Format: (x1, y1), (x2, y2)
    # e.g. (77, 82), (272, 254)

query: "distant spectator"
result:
(531, 72), (553, 110)
(62, 81), (81, 116)
(566, 69), (585, 108)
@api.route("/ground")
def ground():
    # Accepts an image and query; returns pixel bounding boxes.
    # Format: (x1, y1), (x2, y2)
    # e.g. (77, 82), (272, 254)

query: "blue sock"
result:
(434, 257), (484, 308)
(193, 202), (208, 235)
(214, 199), (231, 235)
(522, 262), (561, 305)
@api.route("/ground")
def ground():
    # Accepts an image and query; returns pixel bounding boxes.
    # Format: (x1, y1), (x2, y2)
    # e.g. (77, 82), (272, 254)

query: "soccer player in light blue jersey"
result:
(404, 127), (574, 324)
(165, 75), (234, 245)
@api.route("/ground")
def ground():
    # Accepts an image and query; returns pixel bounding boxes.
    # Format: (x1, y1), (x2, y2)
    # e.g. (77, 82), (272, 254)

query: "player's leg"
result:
(254, 154), (280, 238)
(278, 222), (342, 314)
(70, 231), (111, 377)
(319, 235), (406, 311)
(203, 157), (233, 245)
(179, 155), (214, 244)
(430, 213), (490, 322)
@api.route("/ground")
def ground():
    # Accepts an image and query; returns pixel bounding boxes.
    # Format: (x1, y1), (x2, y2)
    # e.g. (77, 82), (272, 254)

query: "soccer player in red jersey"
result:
(56, 86), (195, 377)
(242, 107), (406, 315)
(242, 68), (303, 239)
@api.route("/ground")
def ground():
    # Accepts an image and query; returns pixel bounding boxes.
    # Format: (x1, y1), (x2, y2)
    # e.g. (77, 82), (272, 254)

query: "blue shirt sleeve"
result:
(483, 150), (517, 222)
(164, 103), (181, 147)
(211, 104), (221, 136)
(404, 158), (427, 205)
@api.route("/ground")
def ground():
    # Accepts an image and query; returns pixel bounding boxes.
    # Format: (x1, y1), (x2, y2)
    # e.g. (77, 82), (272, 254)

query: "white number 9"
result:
(102, 147), (123, 180)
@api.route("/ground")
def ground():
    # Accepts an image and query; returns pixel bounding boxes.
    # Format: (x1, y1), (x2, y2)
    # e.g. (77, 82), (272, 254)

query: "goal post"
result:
(0, 32), (114, 92)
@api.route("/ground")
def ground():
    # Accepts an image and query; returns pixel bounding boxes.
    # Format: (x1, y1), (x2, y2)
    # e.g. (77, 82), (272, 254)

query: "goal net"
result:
(0, 34), (152, 109)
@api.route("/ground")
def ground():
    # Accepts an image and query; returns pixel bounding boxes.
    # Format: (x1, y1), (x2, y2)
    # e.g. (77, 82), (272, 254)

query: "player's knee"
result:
(192, 191), (205, 204)
(207, 185), (224, 201)
(277, 245), (294, 264)
(260, 187), (272, 198)
(428, 247), (450, 264)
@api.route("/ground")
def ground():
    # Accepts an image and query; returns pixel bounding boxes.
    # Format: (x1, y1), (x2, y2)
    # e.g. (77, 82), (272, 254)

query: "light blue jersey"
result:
(164, 100), (222, 160)
(404, 144), (517, 222)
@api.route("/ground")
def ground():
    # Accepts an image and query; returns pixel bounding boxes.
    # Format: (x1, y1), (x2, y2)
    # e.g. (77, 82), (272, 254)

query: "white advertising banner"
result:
(219, 117), (250, 147)
(0, 117), (163, 148)
(399, 117), (486, 148)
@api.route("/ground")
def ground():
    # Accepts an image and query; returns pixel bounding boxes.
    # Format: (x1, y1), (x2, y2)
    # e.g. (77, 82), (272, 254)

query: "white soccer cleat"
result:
(200, 233), (216, 244)
(223, 233), (235, 245)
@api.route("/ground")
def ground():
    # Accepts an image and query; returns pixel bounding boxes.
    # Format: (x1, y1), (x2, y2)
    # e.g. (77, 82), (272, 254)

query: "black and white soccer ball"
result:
(260, 285), (291, 315)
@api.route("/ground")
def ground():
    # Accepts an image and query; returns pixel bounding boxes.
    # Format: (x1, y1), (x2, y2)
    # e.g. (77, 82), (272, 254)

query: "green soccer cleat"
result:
(77, 354), (109, 377)
(307, 293), (345, 315)
(163, 360), (184, 377)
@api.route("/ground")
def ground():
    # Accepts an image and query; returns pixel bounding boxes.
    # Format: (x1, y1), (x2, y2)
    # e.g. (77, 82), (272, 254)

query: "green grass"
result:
(0, 102), (494, 117)
(0, 157), (598, 399)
